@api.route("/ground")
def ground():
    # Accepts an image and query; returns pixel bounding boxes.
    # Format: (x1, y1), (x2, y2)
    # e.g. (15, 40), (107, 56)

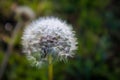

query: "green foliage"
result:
(0, 0), (120, 80)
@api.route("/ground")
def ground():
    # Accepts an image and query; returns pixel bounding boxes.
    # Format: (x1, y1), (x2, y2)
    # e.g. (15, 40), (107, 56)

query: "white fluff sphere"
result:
(22, 17), (77, 67)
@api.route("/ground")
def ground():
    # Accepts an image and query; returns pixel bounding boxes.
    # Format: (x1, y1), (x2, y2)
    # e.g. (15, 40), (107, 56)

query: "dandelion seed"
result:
(22, 17), (77, 68)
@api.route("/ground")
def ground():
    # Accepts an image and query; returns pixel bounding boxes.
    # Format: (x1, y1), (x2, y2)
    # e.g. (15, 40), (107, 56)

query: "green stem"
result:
(48, 55), (53, 80)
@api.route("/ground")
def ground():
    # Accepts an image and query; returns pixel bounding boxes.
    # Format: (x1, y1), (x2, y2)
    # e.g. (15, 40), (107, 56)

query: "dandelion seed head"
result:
(22, 17), (77, 67)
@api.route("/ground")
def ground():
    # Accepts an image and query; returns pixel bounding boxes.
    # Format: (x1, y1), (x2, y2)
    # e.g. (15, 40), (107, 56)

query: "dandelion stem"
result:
(48, 55), (53, 80)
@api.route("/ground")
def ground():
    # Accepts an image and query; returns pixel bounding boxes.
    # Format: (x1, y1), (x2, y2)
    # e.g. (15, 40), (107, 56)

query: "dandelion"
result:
(21, 17), (77, 80)
(22, 17), (77, 66)
(22, 17), (77, 65)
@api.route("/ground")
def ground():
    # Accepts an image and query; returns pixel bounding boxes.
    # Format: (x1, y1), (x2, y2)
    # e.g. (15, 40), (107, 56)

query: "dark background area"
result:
(0, 0), (120, 80)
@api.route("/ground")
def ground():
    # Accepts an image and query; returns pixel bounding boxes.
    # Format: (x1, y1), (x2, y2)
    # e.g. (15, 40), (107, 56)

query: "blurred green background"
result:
(0, 0), (120, 80)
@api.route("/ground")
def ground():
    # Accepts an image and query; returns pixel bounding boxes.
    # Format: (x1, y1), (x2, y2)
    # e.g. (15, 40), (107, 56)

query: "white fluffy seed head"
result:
(22, 17), (77, 68)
